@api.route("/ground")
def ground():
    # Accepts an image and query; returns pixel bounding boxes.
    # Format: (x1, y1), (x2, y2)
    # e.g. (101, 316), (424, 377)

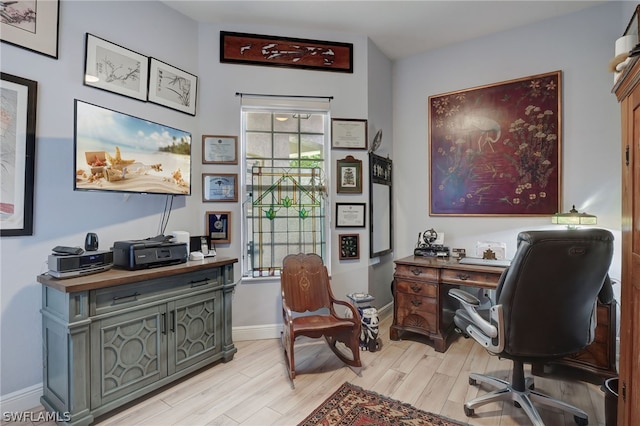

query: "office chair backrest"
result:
(496, 229), (613, 359)
(281, 253), (332, 313)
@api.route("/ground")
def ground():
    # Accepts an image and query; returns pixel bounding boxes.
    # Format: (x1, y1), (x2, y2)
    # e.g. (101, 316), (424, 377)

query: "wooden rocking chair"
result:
(280, 253), (362, 386)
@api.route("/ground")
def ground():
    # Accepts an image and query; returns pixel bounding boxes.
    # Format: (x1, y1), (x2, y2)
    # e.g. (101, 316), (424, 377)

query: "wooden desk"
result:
(390, 255), (617, 382)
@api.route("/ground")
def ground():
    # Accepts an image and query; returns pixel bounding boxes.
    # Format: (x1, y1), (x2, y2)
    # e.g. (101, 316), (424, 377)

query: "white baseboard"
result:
(1, 304), (395, 412)
(0, 383), (43, 413)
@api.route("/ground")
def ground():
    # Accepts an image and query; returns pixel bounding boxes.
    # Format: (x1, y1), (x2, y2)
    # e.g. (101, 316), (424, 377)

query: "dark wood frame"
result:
(369, 153), (392, 257)
(202, 135), (238, 164)
(202, 173), (238, 202)
(331, 118), (368, 150)
(336, 155), (362, 194)
(429, 70), (562, 216)
(220, 31), (353, 73)
(0, 0), (60, 59)
(339, 234), (360, 260)
(0, 73), (37, 237)
(206, 211), (231, 244)
(335, 203), (366, 228)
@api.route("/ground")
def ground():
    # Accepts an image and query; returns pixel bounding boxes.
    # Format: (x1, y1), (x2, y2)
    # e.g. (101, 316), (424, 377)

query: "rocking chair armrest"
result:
(331, 298), (360, 320)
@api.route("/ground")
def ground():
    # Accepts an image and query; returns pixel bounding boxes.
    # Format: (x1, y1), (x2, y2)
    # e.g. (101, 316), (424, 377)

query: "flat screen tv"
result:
(74, 100), (191, 196)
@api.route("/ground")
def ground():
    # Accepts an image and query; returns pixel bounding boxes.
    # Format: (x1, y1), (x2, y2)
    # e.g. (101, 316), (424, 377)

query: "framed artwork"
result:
(202, 173), (238, 202)
(148, 58), (198, 116)
(202, 135), (238, 164)
(429, 70), (562, 216)
(336, 203), (366, 228)
(336, 155), (362, 194)
(339, 234), (360, 260)
(206, 211), (231, 244)
(0, 73), (37, 237)
(0, 0), (59, 59)
(83, 33), (149, 101)
(331, 118), (367, 149)
(370, 153), (393, 258)
(220, 31), (353, 73)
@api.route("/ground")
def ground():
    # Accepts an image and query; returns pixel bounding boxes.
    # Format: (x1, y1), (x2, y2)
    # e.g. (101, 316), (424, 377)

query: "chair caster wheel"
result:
(574, 415), (588, 425)
(469, 377), (477, 386)
(464, 406), (474, 417)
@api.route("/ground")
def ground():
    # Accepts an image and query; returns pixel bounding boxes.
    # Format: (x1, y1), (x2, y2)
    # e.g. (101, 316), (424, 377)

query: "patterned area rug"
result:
(298, 382), (468, 426)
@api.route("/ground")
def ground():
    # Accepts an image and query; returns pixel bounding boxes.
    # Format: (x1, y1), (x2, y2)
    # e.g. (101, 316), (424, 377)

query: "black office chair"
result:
(449, 229), (614, 426)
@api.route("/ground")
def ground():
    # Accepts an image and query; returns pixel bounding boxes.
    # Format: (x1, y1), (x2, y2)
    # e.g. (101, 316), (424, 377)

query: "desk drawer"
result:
(395, 264), (438, 281)
(395, 293), (437, 333)
(441, 269), (500, 288)
(395, 279), (437, 297)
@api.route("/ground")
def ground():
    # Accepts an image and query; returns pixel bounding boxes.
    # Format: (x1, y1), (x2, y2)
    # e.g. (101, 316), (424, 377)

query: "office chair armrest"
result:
(448, 288), (498, 339)
(449, 288), (481, 306)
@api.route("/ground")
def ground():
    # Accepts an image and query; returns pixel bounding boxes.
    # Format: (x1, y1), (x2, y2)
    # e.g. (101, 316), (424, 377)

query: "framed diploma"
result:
(202, 173), (238, 202)
(206, 211), (231, 243)
(202, 135), (238, 164)
(331, 118), (367, 150)
(336, 203), (366, 228)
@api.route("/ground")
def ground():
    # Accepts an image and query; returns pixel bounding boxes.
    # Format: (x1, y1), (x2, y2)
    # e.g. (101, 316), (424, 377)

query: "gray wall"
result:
(393, 2), (625, 279)
(0, 0), (382, 401)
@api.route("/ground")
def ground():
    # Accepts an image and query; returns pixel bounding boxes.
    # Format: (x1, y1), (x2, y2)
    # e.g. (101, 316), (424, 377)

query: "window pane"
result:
(244, 110), (327, 278)
(246, 132), (272, 159)
(247, 112), (271, 131)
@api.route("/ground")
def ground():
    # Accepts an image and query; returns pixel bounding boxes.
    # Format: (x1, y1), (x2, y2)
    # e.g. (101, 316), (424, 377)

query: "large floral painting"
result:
(429, 71), (561, 216)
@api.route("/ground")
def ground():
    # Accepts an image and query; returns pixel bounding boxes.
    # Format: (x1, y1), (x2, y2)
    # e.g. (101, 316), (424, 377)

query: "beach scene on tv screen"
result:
(75, 101), (191, 195)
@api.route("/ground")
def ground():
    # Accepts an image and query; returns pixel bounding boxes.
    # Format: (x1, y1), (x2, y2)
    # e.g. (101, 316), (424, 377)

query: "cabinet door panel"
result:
(168, 290), (222, 374)
(90, 304), (167, 408)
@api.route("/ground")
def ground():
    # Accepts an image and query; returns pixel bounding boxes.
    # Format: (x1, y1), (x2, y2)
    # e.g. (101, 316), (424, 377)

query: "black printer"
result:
(113, 239), (188, 270)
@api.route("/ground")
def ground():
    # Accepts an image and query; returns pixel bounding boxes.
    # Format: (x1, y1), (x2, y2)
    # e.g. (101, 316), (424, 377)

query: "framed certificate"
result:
(336, 203), (366, 228)
(202, 173), (238, 202)
(331, 118), (367, 150)
(202, 135), (238, 164)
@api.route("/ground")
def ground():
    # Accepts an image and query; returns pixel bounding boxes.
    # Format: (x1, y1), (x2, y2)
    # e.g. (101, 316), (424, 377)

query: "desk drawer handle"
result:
(457, 274), (470, 281)
(410, 284), (422, 293)
(410, 268), (422, 276)
(411, 299), (422, 307)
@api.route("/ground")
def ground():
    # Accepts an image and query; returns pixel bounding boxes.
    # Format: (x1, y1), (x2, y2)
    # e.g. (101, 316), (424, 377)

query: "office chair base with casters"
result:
(464, 360), (588, 426)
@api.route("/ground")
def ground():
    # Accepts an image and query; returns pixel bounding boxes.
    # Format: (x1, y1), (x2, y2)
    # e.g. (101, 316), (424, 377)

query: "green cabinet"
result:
(39, 258), (237, 426)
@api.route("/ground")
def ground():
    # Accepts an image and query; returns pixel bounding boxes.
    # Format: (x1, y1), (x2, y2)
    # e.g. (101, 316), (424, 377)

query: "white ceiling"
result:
(160, 0), (607, 60)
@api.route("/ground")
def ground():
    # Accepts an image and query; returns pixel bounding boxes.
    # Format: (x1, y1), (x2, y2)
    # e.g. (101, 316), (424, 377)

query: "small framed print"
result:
(206, 211), (231, 244)
(202, 173), (238, 202)
(0, 0), (59, 59)
(336, 155), (362, 194)
(339, 234), (360, 260)
(336, 203), (366, 228)
(148, 58), (198, 116)
(202, 135), (238, 164)
(332, 118), (367, 149)
(84, 33), (149, 101)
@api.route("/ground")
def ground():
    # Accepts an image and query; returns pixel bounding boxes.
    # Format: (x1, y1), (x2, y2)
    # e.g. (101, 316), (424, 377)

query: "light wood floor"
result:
(7, 311), (606, 426)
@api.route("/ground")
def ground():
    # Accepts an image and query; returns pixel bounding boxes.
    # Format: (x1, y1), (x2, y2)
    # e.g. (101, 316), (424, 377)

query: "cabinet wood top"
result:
(37, 257), (238, 293)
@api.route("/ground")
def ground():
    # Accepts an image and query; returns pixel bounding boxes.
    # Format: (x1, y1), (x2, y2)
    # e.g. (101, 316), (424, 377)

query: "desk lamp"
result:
(551, 205), (597, 230)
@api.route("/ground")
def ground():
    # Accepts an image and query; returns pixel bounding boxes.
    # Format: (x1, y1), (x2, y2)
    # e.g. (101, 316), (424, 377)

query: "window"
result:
(241, 103), (330, 278)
